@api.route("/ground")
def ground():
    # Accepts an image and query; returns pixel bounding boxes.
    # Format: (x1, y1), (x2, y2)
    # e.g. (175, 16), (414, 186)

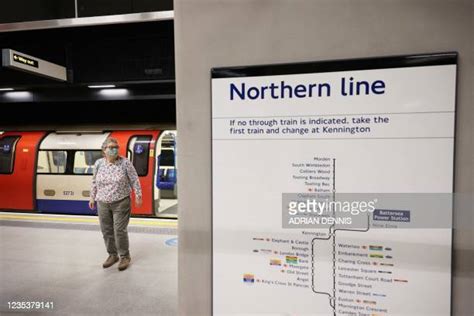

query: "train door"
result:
(109, 130), (160, 216)
(36, 132), (109, 214)
(0, 131), (46, 211)
(154, 130), (177, 218)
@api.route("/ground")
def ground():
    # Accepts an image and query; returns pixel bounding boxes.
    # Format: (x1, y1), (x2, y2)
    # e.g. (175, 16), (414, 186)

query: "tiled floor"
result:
(0, 215), (177, 315)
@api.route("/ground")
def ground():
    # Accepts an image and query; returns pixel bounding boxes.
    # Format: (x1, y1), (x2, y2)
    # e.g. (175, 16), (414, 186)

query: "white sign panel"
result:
(212, 53), (457, 315)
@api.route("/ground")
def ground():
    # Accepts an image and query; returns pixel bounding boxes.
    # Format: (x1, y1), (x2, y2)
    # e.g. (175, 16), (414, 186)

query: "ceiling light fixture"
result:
(88, 84), (116, 89)
(0, 88), (14, 91)
(98, 88), (129, 97)
(4, 91), (33, 99)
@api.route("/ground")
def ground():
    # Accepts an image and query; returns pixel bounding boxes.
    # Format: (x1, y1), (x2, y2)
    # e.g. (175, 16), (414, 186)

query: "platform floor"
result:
(0, 212), (177, 315)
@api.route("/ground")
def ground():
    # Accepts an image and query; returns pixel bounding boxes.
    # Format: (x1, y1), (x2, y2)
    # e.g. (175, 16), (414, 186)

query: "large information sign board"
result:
(211, 53), (457, 315)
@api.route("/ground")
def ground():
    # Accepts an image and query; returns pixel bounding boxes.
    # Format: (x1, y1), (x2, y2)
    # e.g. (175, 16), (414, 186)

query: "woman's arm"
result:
(124, 159), (142, 206)
(89, 159), (101, 209)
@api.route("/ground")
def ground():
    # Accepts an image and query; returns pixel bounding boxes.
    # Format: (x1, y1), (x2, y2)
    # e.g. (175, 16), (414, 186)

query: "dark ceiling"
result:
(0, 21), (176, 129)
(0, 21), (175, 87)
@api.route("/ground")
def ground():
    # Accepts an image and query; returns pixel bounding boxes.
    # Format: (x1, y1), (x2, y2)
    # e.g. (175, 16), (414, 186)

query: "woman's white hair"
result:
(101, 137), (119, 151)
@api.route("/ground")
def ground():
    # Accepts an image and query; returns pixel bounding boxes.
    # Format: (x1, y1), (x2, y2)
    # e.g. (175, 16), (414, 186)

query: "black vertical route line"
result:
(332, 158), (336, 314)
(310, 157), (337, 313)
(311, 234), (333, 299)
(331, 226), (336, 312)
(332, 158), (336, 199)
(331, 215), (370, 316)
(310, 157), (372, 316)
(330, 157), (372, 315)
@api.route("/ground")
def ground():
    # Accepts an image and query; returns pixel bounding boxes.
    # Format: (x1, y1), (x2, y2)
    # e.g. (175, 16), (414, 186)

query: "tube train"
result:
(0, 130), (177, 217)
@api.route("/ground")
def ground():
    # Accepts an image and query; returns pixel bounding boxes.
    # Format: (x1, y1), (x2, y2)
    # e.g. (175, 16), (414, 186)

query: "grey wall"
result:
(174, 0), (473, 315)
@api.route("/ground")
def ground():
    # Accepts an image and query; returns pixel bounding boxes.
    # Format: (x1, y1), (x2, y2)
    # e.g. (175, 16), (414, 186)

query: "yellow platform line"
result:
(0, 214), (177, 228)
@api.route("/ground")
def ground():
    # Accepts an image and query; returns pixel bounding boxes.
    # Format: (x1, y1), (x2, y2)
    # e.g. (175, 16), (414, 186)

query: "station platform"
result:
(0, 212), (177, 315)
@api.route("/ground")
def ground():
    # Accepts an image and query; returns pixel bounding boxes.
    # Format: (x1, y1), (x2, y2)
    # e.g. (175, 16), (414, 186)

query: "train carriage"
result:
(0, 131), (46, 210)
(36, 132), (110, 215)
(0, 130), (177, 217)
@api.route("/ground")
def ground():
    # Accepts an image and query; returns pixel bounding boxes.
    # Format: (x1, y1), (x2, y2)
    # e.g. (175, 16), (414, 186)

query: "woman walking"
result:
(89, 137), (142, 271)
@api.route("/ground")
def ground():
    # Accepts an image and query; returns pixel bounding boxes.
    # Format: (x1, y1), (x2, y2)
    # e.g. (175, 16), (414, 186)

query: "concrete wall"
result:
(174, 0), (473, 315)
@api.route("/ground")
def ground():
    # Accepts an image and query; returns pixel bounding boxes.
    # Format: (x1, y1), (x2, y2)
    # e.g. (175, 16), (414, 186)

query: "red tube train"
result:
(0, 130), (177, 217)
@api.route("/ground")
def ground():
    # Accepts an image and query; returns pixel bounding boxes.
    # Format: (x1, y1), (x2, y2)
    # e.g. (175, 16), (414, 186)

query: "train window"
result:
(74, 151), (102, 174)
(0, 136), (20, 174)
(37, 151), (67, 174)
(128, 136), (152, 176)
(160, 149), (175, 167)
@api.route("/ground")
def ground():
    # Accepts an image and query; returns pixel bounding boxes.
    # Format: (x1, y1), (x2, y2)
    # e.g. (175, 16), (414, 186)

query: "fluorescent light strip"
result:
(0, 88), (14, 91)
(88, 85), (116, 89)
(4, 91), (32, 99)
(98, 88), (129, 96)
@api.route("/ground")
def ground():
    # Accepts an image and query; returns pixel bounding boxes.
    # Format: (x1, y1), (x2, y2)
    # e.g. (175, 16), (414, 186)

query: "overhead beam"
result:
(0, 11), (174, 33)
